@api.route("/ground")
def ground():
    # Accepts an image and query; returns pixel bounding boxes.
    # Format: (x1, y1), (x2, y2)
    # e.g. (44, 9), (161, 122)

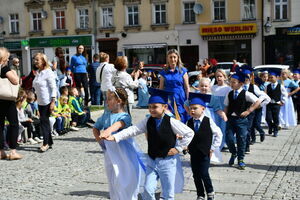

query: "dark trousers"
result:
(246, 112), (255, 148)
(38, 104), (53, 146)
(251, 107), (265, 141)
(0, 100), (19, 150)
(292, 98), (300, 122)
(71, 113), (86, 125)
(266, 103), (281, 133)
(89, 85), (102, 105)
(74, 73), (89, 106)
(226, 116), (248, 161)
(21, 121), (35, 139)
(190, 153), (214, 197)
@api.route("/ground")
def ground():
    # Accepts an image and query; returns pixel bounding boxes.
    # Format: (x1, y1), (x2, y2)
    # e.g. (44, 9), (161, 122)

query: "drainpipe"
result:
(261, 0), (265, 64)
(92, 0), (98, 54)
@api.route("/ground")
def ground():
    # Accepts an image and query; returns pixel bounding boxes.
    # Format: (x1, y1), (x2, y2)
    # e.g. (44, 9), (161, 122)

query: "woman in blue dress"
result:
(159, 49), (190, 122)
(279, 69), (299, 128)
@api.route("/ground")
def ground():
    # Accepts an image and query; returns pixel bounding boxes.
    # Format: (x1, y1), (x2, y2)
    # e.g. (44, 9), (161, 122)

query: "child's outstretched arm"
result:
(101, 121), (125, 139)
(93, 128), (101, 142)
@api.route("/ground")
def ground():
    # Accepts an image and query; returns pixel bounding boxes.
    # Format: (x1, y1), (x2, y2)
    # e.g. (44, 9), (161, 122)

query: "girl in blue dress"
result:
(136, 73), (149, 108)
(211, 69), (232, 150)
(159, 49), (190, 122)
(279, 69), (299, 128)
(259, 71), (270, 125)
(93, 88), (144, 200)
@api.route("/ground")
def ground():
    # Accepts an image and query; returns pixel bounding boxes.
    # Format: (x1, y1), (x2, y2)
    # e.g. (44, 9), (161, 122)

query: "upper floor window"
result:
(32, 12), (42, 31)
(153, 4), (166, 24)
(274, 0), (288, 20)
(78, 8), (89, 29)
(102, 7), (113, 27)
(213, 0), (225, 21)
(243, 0), (256, 19)
(9, 14), (19, 33)
(55, 10), (65, 29)
(183, 2), (195, 23)
(127, 5), (139, 26)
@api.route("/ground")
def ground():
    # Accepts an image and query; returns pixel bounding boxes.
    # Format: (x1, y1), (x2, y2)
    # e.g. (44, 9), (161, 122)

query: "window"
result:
(183, 2), (195, 23)
(32, 12), (42, 31)
(78, 9), (89, 29)
(213, 0), (225, 21)
(127, 5), (139, 26)
(154, 4), (166, 24)
(102, 7), (113, 27)
(55, 10), (65, 29)
(9, 14), (19, 33)
(243, 0), (256, 19)
(275, 0), (288, 20)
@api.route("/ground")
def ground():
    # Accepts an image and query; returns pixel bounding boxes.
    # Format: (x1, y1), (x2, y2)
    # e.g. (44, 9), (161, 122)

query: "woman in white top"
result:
(32, 53), (57, 152)
(111, 56), (139, 114)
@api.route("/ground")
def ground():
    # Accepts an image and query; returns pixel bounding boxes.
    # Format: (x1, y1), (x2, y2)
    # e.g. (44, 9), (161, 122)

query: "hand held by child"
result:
(167, 148), (179, 156)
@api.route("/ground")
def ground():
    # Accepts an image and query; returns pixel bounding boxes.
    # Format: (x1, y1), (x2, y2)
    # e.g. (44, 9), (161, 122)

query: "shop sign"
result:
(200, 23), (257, 36)
(4, 41), (21, 50)
(287, 27), (300, 35)
(29, 36), (92, 47)
(21, 40), (29, 47)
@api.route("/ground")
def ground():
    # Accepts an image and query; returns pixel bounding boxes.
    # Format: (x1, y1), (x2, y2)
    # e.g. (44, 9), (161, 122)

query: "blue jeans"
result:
(55, 117), (65, 132)
(246, 112), (255, 148)
(90, 85), (101, 105)
(142, 156), (177, 200)
(226, 116), (248, 161)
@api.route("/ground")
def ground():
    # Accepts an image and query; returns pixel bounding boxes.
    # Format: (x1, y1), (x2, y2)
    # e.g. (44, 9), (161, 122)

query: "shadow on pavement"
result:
(68, 190), (109, 198)
(55, 137), (95, 142)
(85, 150), (104, 154)
(18, 146), (40, 152)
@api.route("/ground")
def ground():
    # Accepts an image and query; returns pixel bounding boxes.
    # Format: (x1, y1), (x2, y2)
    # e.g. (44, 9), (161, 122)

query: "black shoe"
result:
(88, 119), (95, 124)
(245, 146), (250, 154)
(260, 134), (265, 142)
(268, 129), (272, 135)
(250, 140), (255, 145)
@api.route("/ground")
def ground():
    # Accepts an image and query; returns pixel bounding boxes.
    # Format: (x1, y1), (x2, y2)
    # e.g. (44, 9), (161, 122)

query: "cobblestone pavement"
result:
(0, 108), (299, 200)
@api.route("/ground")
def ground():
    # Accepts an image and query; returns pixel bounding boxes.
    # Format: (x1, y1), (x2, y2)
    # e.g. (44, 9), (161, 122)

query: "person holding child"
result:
(224, 72), (261, 170)
(93, 88), (145, 200)
(103, 88), (194, 200)
(187, 92), (222, 200)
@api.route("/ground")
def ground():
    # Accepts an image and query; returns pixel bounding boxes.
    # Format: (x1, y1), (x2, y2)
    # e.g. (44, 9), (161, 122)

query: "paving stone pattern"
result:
(0, 109), (299, 200)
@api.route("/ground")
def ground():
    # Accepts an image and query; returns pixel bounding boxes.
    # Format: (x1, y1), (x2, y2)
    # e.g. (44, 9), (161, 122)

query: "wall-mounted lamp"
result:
(41, 10), (48, 19)
(264, 17), (272, 33)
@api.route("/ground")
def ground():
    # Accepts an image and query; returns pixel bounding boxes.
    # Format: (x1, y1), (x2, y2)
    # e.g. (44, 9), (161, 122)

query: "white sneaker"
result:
(51, 130), (59, 137)
(34, 137), (43, 143)
(70, 126), (79, 131)
(28, 138), (38, 145)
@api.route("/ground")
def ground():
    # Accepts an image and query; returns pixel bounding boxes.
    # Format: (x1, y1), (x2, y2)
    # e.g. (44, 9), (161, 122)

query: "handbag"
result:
(0, 67), (19, 101)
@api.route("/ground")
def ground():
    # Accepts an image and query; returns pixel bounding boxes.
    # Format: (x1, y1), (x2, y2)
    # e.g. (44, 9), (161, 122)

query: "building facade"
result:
(264, 0), (300, 69)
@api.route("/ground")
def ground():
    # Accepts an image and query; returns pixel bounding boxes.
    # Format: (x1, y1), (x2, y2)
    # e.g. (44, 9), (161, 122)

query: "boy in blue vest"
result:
(224, 72), (261, 170)
(265, 71), (288, 137)
(103, 88), (194, 200)
(187, 92), (222, 200)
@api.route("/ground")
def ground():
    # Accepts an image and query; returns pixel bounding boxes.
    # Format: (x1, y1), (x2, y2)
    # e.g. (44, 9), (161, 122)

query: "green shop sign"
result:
(4, 41), (21, 50)
(29, 36), (92, 47)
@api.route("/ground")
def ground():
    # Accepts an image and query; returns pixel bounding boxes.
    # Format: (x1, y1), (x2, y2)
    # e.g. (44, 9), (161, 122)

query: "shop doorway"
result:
(208, 40), (251, 65)
(98, 38), (118, 64)
(180, 45), (199, 71)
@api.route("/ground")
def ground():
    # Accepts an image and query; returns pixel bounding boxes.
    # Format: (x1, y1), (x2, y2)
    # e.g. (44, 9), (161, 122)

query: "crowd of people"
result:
(0, 45), (300, 200)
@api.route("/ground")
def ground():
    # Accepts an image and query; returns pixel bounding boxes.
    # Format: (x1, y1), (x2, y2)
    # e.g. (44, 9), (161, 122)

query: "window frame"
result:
(77, 8), (89, 29)
(213, 0), (226, 22)
(9, 14), (19, 34)
(152, 3), (167, 25)
(101, 7), (114, 28)
(31, 11), (42, 31)
(274, 0), (289, 21)
(183, 1), (195, 24)
(126, 5), (139, 26)
(54, 10), (66, 30)
(242, 0), (256, 20)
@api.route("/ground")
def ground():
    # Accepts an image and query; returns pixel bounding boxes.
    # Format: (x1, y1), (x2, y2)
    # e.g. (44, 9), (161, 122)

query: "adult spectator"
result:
(32, 53), (56, 152)
(10, 58), (21, 79)
(159, 49), (190, 122)
(199, 58), (211, 77)
(70, 45), (89, 106)
(111, 56), (139, 114)
(0, 47), (22, 160)
(96, 52), (116, 108)
(230, 59), (239, 73)
(87, 53), (101, 105)
(52, 47), (67, 92)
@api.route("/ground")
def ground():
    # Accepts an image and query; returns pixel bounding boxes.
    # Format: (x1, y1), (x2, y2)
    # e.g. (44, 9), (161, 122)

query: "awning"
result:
(123, 43), (167, 49)
(202, 34), (256, 40)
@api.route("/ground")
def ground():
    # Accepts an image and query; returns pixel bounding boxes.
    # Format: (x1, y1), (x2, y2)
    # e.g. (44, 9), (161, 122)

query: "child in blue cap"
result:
(187, 92), (222, 200)
(102, 88), (194, 200)
(224, 72), (261, 170)
(265, 71), (288, 136)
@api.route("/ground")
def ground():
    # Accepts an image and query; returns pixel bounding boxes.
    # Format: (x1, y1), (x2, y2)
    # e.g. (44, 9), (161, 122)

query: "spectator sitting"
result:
(57, 95), (71, 134)
(68, 87), (86, 130)
(60, 68), (73, 88)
